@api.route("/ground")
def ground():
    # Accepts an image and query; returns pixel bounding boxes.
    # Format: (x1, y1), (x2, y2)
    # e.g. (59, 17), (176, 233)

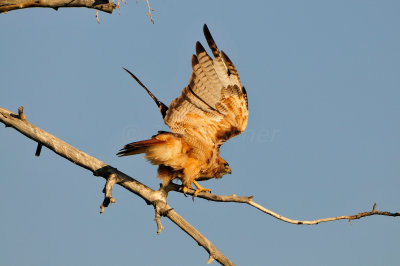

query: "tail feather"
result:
(117, 138), (166, 157)
(117, 132), (185, 167)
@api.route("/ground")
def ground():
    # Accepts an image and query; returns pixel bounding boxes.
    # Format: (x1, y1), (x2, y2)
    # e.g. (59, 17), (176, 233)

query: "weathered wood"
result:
(0, 0), (116, 14)
(0, 106), (234, 266)
(1, 105), (398, 265)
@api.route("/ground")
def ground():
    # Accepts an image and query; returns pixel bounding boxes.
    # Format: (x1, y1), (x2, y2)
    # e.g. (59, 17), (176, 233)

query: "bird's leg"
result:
(181, 158), (204, 196)
(192, 180), (211, 197)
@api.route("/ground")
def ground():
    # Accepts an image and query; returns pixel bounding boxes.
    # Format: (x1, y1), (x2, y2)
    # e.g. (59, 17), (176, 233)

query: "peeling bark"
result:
(0, 0), (116, 14)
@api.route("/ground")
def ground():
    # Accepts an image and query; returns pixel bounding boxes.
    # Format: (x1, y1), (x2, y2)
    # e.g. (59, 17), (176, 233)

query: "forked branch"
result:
(0, 106), (233, 266)
(1, 105), (399, 265)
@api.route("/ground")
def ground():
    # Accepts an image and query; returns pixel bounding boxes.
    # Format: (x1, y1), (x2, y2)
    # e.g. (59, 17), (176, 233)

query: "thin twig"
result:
(164, 183), (400, 225)
(144, 0), (154, 23)
(247, 201), (399, 225)
(135, 0), (154, 23)
(136, 0), (154, 24)
(117, 0), (126, 15)
(96, 10), (100, 24)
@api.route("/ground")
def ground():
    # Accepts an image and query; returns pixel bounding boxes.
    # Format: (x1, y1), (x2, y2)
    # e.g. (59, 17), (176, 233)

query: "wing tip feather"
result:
(221, 51), (233, 65)
(191, 54), (199, 67)
(196, 41), (206, 55)
(123, 67), (169, 119)
(242, 86), (248, 109)
(203, 24), (220, 57)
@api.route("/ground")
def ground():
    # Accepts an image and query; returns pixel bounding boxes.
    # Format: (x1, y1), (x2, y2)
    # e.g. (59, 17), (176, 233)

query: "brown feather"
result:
(117, 138), (166, 157)
(203, 24), (220, 58)
(123, 67), (169, 119)
(118, 24), (247, 190)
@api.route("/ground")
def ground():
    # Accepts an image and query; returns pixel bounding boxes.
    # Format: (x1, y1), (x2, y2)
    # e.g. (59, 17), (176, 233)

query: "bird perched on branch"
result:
(118, 24), (248, 196)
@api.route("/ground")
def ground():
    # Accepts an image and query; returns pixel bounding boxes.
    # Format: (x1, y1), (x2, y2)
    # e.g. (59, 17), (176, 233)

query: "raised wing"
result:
(164, 24), (248, 148)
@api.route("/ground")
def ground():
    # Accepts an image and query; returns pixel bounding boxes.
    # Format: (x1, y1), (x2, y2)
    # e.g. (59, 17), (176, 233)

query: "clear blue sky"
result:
(1, 1), (399, 265)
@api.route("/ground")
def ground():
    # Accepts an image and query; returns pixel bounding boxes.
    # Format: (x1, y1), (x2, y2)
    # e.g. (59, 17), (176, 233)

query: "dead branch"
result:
(100, 172), (118, 214)
(164, 183), (400, 225)
(0, 106), (234, 266)
(0, 0), (156, 24)
(144, 0), (153, 23)
(0, 0), (116, 14)
(1, 105), (398, 264)
(134, 0), (154, 23)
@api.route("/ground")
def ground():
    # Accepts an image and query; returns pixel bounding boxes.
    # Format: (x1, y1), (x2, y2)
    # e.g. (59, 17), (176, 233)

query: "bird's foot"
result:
(180, 185), (189, 196)
(193, 181), (211, 197)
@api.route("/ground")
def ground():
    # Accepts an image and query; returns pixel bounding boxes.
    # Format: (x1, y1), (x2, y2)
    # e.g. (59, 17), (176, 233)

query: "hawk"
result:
(118, 24), (248, 196)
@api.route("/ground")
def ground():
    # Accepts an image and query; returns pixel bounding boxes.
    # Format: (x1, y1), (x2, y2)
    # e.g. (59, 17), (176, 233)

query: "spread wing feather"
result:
(164, 24), (248, 149)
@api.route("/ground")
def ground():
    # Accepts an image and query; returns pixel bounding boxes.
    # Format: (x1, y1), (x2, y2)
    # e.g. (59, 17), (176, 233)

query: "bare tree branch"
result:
(1, 105), (399, 264)
(164, 182), (400, 225)
(0, 0), (155, 23)
(246, 201), (399, 225)
(0, 0), (116, 14)
(0, 106), (234, 266)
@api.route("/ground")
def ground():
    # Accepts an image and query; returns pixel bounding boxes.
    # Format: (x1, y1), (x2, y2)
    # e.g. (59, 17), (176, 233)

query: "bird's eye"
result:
(224, 163), (229, 167)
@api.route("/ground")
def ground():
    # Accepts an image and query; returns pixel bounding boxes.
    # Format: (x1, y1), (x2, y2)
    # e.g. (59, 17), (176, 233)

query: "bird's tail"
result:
(117, 138), (166, 157)
(117, 132), (185, 166)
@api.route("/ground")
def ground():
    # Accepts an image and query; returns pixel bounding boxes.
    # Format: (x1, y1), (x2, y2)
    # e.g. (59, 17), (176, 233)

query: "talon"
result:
(180, 185), (189, 196)
(193, 181), (211, 197)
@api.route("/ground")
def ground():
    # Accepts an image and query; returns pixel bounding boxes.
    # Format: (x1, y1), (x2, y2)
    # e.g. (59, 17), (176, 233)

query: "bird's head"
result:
(215, 157), (232, 178)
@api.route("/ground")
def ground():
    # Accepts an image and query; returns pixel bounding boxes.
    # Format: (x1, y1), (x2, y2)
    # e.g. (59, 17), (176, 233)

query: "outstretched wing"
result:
(164, 24), (248, 148)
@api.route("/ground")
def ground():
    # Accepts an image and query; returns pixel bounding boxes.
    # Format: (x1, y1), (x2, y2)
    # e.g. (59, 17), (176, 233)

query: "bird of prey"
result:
(118, 24), (248, 196)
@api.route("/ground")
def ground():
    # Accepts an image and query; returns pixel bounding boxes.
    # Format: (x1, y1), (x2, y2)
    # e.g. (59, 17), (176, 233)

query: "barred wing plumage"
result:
(164, 24), (248, 148)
